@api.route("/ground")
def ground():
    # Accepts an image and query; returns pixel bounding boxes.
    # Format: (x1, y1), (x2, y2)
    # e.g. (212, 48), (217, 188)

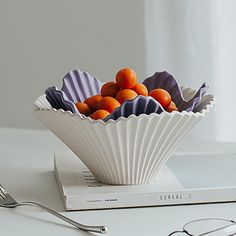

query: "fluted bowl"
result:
(34, 86), (215, 185)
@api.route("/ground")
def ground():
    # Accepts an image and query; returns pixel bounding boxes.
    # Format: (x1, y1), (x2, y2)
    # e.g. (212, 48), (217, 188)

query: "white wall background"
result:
(1, 0), (236, 142)
(145, 0), (236, 142)
(0, 0), (145, 129)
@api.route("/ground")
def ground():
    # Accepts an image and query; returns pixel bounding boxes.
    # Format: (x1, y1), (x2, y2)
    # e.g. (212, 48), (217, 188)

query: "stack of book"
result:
(54, 150), (236, 211)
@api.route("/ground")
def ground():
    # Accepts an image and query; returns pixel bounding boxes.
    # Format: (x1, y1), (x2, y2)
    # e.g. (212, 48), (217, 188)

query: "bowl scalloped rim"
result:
(34, 91), (215, 125)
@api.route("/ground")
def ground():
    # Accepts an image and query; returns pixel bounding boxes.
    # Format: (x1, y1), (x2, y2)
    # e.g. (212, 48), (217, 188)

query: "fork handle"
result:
(18, 201), (107, 234)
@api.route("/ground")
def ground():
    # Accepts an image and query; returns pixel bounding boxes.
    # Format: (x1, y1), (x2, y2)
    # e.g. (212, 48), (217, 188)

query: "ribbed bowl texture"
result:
(35, 86), (215, 185)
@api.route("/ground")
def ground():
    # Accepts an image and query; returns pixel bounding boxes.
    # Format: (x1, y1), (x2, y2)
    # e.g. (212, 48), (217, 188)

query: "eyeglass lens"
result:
(184, 219), (236, 235)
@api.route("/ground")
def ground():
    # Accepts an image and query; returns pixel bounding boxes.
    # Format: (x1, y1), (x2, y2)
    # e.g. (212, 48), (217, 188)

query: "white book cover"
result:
(54, 150), (236, 211)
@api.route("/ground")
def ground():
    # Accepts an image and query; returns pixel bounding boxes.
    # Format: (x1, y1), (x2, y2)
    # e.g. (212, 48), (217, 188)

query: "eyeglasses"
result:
(169, 218), (236, 236)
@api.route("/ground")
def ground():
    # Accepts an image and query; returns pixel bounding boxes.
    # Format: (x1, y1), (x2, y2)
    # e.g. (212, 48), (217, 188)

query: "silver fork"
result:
(0, 184), (107, 234)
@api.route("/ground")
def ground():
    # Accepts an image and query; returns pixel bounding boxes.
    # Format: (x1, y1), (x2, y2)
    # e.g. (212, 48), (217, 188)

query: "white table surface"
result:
(0, 127), (236, 236)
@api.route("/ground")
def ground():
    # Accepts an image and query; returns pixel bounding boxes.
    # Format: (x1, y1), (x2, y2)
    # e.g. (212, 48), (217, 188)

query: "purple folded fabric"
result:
(45, 86), (79, 114)
(104, 96), (164, 121)
(45, 69), (208, 120)
(143, 71), (208, 112)
(62, 69), (103, 103)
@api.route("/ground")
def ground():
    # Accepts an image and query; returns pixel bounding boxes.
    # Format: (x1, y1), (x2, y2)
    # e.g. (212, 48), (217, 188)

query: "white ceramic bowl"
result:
(34, 87), (215, 185)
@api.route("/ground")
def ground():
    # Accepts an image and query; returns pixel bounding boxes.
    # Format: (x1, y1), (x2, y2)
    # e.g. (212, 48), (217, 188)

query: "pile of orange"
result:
(75, 68), (179, 120)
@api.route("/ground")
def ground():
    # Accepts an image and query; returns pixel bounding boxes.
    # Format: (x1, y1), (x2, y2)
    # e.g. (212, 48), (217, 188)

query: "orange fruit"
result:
(132, 83), (148, 96)
(84, 95), (103, 111)
(75, 102), (92, 116)
(149, 88), (171, 109)
(101, 82), (120, 97)
(89, 110), (110, 120)
(166, 101), (179, 112)
(115, 89), (138, 104)
(97, 96), (121, 113)
(115, 68), (137, 89)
